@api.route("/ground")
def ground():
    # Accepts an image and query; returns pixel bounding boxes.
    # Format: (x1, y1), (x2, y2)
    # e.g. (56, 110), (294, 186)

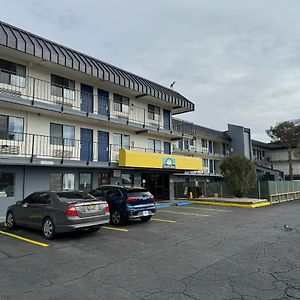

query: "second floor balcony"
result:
(0, 70), (173, 133)
(0, 131), (170, 167)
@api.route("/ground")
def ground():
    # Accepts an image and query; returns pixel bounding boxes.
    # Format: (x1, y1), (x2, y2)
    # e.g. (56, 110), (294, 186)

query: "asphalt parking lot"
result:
(1, 201), (300, 300)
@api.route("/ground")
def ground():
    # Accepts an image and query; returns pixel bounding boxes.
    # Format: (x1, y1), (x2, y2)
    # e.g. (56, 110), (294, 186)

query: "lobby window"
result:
(0, 173), (14, 197)
(148, 139), (161, 153)
(148, 104), (160, 121)
(50, 173), (75, 191)
(121, 173), (134, 186)
(0, 59), (26, 87)
(0, 115), (24, 141)
(51, 74), (75, 100)
(98, 173), (110, 186)
(113, 93), (129, 113)
(50, 123), (75, 146)
(79, 173), (92, 191)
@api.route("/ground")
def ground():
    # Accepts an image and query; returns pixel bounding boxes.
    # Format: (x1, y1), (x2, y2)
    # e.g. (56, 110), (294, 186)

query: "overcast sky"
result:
(1, 0), (300, 141)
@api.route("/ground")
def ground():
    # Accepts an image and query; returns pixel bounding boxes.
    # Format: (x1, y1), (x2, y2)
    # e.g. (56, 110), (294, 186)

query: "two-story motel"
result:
(0, 21), (202, 216)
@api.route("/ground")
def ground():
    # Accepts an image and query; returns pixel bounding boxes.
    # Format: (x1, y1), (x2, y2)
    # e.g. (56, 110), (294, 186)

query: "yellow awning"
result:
(118, 149), (202, 171)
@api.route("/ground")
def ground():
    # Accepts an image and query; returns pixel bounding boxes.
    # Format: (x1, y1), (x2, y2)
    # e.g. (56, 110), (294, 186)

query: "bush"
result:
(220, 155), (257, 197)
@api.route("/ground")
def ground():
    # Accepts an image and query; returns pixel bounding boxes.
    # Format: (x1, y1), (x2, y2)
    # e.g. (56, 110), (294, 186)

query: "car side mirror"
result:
(16, 201), (22, 206)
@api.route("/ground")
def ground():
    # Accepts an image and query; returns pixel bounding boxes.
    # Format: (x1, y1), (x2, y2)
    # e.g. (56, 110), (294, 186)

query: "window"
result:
(122, 173), (134, 186)
(148, 139), (161, 153)
(202, 139), (208, 149)
(148, 104), (160, 121)
(50, 173), (75, 191)
(0, 115), (24, 141)
(0, 173), (14, 197)
(50, 123), (75, 146)
(51, 74), (75, 99)
(203, 159), (209, 168)
(98, 173), (110, 185)
(164, 142), (171, 154)
(113, 93), (129, 113)
(23, 193), (38, 204)
(113, 133), (130, 150)
(0, 59), (26, 87)
(37, 193), (51, 205)
(79, 173), (92, 191)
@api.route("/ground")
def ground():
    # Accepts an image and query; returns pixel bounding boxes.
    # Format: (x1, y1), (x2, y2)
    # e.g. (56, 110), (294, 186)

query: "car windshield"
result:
(56, 191), (96, 201)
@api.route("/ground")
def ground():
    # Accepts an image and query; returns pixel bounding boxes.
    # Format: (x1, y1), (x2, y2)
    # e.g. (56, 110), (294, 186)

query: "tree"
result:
(220, 155), (257, 198)
(266, 121), (300, 180)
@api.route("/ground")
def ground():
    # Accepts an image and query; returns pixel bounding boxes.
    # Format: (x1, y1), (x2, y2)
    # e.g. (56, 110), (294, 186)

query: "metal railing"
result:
(172, 145), (226, 158)
(0, 132), (169, 163)
(0, 70), (168, 131)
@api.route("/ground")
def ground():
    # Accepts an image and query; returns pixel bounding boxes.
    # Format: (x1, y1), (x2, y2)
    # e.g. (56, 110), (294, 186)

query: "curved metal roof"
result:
(0, 21), (194, 111)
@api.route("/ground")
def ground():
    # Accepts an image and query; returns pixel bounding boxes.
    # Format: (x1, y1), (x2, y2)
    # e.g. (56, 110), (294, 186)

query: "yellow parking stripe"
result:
(161, 210), (210, 217)
(179, 206), (231, 212)
(102, 226), (128, 232)
(151, 218), (176, 223)
(0, 230), (49, 247)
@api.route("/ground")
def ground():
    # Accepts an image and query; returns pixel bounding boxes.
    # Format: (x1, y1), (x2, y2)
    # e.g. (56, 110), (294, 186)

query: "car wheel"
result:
(140, 216), (152, 222)
(43, 217), (55, 240)
(88, 226), (101, 233)
(6, 211), (16, 229)
(110, 208), (124, 226)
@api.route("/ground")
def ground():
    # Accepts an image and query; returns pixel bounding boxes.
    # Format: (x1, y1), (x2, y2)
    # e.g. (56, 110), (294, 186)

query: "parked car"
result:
(6, 191), (110, 239)
(90, 185), (157, 225)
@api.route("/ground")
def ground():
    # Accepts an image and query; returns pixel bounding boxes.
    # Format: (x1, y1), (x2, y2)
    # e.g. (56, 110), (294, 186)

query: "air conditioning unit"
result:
(53, 149), (73, 158)
(0, 145), (20, 154)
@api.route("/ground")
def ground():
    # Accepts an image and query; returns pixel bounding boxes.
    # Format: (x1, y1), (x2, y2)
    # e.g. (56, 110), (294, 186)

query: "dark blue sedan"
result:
(90, 185), (157, 225)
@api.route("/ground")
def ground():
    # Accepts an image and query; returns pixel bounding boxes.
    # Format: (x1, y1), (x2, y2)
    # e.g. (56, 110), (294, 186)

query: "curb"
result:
(190, 200), (271, 208)
(156, 204), (172, 209)
(175, 202), (193, 207)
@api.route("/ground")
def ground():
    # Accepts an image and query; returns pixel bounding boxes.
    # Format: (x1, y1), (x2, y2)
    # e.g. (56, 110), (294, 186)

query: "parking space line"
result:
(102, 226), (128, 232)
(161, 211), (210, 217)
(0, 230), (49, 247)
(151, 218), (176, 223)
(179, 206), (232, 212)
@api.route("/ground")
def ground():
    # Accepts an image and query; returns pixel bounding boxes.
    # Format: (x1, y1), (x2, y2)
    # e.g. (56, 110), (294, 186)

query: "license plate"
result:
(87, 204), (97, 211)
(142, 210), (149, 216)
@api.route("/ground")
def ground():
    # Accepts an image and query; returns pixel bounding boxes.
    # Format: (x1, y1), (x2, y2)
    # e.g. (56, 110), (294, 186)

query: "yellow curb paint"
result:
(161, 210), (210, 217)
(179, 206), (232, 212)
(102, 226), (128, 232)
(190, 201), (271, 208)
(0, 230), (49, 247)
(151, 218), (176, 223)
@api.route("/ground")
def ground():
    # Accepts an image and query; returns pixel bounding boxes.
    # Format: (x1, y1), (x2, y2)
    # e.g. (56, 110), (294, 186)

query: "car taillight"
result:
(105, 203), (109, 214)
(127, 196), (138, 202)
(65, 205), (78, 217)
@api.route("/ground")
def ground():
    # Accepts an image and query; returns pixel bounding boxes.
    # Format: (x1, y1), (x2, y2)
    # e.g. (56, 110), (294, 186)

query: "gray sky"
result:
(1, 0), (300, 141)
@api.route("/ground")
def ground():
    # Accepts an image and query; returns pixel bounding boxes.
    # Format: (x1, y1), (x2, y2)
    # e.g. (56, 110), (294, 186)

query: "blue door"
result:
(164, 142), (171, 154)
(98, 131), (109, 162)
(81, 84), (93, 113)
(163, 109), (171, 130)
(80, 128), (93, 161)
(98, 89), (109, 116)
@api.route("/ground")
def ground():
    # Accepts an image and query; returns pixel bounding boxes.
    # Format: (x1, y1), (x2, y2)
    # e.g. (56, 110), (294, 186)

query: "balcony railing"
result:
(0, 70), (169, 131)
(0, 132), (169, 164)
(172, 145), (226, 158)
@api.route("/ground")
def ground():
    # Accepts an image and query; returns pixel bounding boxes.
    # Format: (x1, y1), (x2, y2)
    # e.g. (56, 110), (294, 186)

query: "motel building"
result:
(0, 21), (202, 216)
